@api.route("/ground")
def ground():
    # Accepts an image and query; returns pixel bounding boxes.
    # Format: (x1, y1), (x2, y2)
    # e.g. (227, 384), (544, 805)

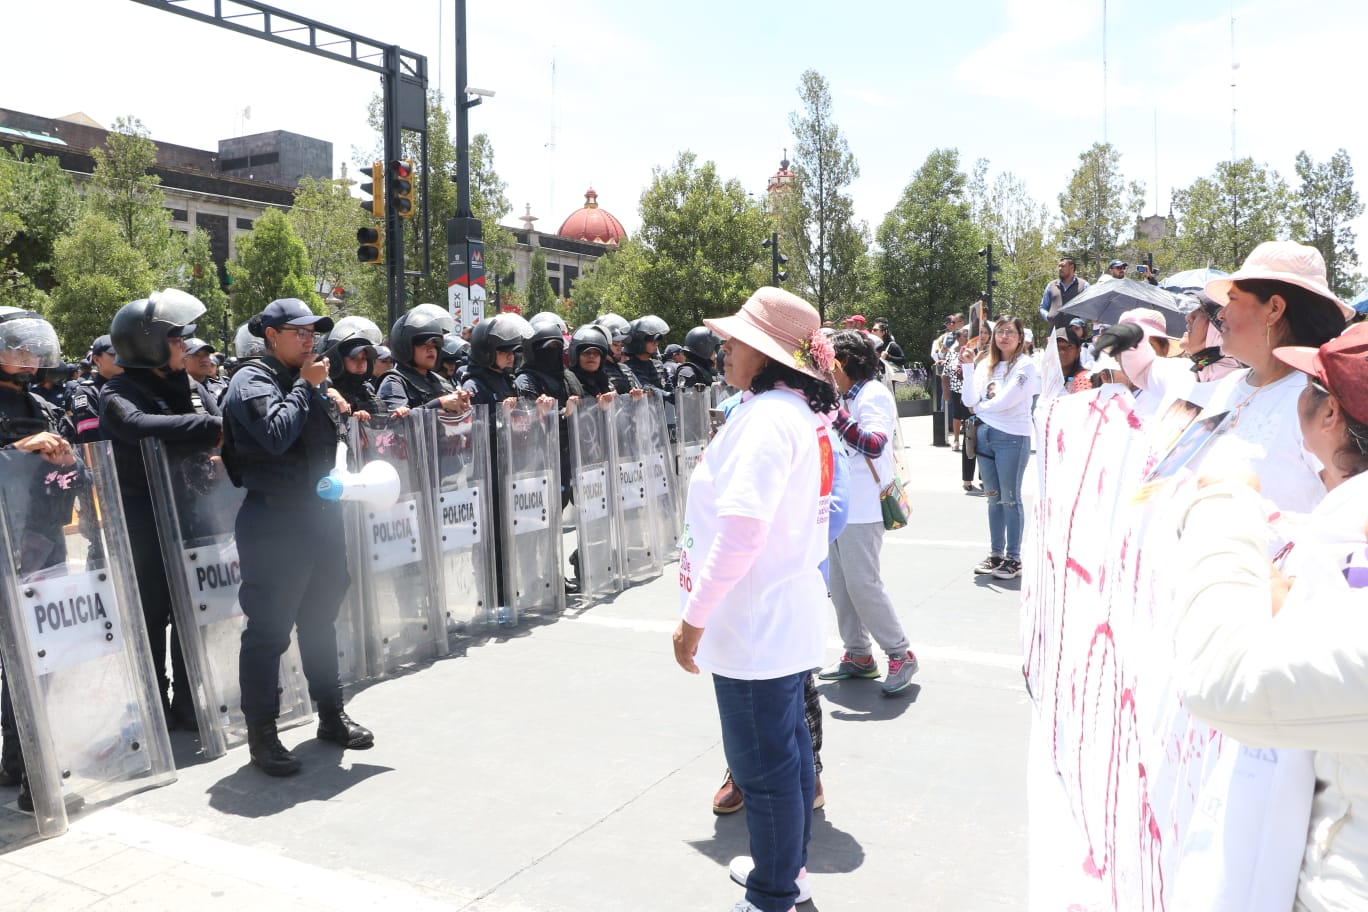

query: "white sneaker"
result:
(729, 902), (797, 912)
(729, 855), (811, 903)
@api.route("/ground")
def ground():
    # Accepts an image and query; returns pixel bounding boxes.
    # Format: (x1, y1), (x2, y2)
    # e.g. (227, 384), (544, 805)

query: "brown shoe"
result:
(712, 770), (744, 815)
(813, 774), (825, 810)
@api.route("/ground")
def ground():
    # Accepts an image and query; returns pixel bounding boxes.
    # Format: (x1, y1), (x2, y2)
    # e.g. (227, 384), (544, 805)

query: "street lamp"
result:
(977, 244), (1000, 318)
(761, 232), (788, 287)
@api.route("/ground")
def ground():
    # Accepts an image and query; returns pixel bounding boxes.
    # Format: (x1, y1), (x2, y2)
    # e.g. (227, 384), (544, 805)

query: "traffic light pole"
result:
(382, 45), (406, 329)
(447, 0), (485, 331)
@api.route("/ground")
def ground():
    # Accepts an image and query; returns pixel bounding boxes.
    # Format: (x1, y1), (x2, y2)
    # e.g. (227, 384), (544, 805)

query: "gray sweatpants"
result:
(828, 520), (910, 659)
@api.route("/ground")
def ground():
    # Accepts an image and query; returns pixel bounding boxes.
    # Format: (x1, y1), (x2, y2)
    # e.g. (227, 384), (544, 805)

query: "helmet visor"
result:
(0, 314), (63, 369)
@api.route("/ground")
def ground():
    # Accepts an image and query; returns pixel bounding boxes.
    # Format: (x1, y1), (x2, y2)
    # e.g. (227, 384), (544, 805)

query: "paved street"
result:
(0, 414), (1032, 912)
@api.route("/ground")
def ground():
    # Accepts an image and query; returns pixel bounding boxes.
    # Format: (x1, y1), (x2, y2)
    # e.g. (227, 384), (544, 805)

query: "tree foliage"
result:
(226, 209), (320, 323)
(88, 116), (180, 285)
(288, 175), (369, 317)
(1057, 143), (1145, 275)
(1294, 149), (1363, 298)
(184, 228), (231, 349)
(525, 247), (557, 313)
(876, 148), (984, 369)
(48, 213), (154, 354)
(1171, 157), (1293, 271)
(0, 145), (81, 293)
(786, 69), (864, 319)
(565, 240), (648, 325)
(968, 160), (1058, 325)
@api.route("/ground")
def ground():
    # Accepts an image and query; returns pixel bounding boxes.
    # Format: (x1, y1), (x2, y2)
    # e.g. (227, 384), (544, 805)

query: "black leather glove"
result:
(1092, 323), (1144, 357)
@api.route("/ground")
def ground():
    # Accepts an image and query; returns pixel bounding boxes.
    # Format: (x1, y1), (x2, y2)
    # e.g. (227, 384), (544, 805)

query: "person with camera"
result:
(221, 298), (373, 777)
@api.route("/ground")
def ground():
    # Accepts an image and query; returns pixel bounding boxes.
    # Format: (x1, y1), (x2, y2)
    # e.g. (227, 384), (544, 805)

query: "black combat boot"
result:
(316, 703), (374, 750)
(247, 720), (302, 777)
(0, 735), (22, 788)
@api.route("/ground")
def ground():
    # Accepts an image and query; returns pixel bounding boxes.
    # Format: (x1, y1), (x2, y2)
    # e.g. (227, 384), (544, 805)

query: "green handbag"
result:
(865, 455), (911, 531)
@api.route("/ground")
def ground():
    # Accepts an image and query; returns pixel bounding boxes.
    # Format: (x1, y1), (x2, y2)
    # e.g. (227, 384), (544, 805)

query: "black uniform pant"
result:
(124, 501), (191, 716)
(236, 494), (350, 725)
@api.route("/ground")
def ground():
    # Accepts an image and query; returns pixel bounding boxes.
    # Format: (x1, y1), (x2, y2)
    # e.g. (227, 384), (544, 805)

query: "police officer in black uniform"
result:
(70, 335), (122, 443)
(623, 316), (672, 393)
(462, 313), (530, 406)
(437, 333), (469, 385)
(221, 298), (372, 777)
(673, 326), (718, 390)
(320, 316), (386, 421)
(184, 338), (228, 403)
(0, 308), (73, 810)
(376, 304), (469, 417)
(593, 313), (640, 395)
(101, 290), (223, 732)
(567, 324), (617, 398)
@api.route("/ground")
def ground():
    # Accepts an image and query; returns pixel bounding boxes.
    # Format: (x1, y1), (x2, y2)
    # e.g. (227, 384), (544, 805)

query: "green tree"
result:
(226, 209), (320, 323)
(969, 160), (1058, 326)
(566, 240), (648, 325)
(47, 213), (154, 354)
(1057, 143), (1145, 275)
(183, 228), (231, 348)
(0, 145), (81, 292)
(88, 116), (180, 284)
(1294, 149), (1363, 298)
(875, 148), (984, 371)
(525, 247), (557, 312)
(288, 174), (370, 317)
(1171, 157), (1293, 271)
(786, 69), (864, 319)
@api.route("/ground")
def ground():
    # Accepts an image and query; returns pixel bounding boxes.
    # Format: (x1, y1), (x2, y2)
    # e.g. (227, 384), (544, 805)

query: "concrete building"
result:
(501, 188), (627, 304)
(0, 108), (330, 283)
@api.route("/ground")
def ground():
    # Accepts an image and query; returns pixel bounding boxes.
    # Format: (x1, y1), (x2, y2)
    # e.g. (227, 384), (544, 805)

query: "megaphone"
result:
(316, 442), (400, 509)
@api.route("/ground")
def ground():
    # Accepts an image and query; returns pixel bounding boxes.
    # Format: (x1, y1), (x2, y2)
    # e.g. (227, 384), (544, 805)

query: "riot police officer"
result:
(221, 298), (372, 777)
(462, 313), (531, 406)
(102, 290), (224, 732)
(71, 335), (122, 443)
(673, 326), (718, 390)
(437, 333), (469, 385)
(623, 316), (671, 393)
(0, 308), (72, 808)
(568, 324), (617, 398)
(184, 338), (228, 403)
(376, 304), (468, 416)
(593, 313), (640, 395)
(320, 316), (386, 421)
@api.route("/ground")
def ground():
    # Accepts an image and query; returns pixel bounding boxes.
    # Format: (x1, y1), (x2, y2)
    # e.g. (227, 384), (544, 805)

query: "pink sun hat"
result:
(705, 287), (834, 382)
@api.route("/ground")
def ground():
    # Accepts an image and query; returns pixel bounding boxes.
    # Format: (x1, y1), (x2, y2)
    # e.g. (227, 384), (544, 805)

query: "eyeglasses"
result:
(277, 326), (317, 341)
(994, 329), (1020, 338)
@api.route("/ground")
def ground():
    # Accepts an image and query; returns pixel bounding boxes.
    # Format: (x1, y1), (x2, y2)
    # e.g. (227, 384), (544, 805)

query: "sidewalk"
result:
(0, 415), (1030, 911)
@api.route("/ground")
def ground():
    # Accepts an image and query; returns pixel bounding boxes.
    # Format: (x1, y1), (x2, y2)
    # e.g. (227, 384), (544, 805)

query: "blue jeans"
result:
(975, 423), (1030, 560)
(713, 671), (814, 912)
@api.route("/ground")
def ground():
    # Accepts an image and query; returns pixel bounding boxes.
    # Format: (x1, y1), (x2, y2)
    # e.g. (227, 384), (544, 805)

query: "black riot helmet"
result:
(625, 315), (670, 356)
(110, 288), (206, 369)
(469, 313), (533, 369)
(594, 313), (631, 344)
(0, 307), (62, 385)
(323, 316), (383, 381)
(529, 311), (568, 335)
(569, 324), (612, 363)
(439, 333), (470, 367)
(233, 322), (267, 360)
(389, 303), (456, 365)
(683, 326), (718, 361)
(524, 312), (567, 362)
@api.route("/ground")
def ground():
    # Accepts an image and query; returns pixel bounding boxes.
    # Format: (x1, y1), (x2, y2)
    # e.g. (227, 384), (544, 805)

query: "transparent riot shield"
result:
(609, 394), (663, 585)
(141, 439), (315, 760)
(349, 417), (448, 677)
(427, 407), (496, 636)
(640, 389), (682, 561)
(0, 444), (176, 838)
(567, 397), (621, 601)
(673, 386), (712, 523)
(496, 400), (566, 624)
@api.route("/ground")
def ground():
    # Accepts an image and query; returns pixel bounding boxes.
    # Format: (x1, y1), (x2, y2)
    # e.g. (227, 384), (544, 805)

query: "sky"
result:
(6, 0), (1366, 271)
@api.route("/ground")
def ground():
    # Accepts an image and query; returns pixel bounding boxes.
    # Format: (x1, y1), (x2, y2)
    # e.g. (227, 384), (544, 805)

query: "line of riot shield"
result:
(348, 417), (448, 677)
(639, 389), (682, 561)
(566, 396), (621, 601)
(141, 439), (316, 760)
(425, 407), (496, 636)
(496, 400), (566, 624)
(672, 386), (712, 524)
(0, 443), (176, 838)
(608, 393), (663, 585)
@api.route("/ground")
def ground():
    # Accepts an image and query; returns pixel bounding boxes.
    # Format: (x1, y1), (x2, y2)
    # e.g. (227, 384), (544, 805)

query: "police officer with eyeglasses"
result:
(221, 299), (372, 777)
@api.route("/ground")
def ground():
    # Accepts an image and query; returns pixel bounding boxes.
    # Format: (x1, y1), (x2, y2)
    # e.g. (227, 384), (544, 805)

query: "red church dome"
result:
(557, 188), (626, 246)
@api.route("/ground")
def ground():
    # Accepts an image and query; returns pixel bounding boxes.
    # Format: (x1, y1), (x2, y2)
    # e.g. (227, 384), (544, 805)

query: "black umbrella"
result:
(1057, 279), (1188, 336)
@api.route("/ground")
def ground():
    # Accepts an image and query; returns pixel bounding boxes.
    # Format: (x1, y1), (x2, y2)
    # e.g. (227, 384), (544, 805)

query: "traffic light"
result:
(357, 225), (383, 265)
(359, 161), (383, 218)
(388, 159), (415, 219)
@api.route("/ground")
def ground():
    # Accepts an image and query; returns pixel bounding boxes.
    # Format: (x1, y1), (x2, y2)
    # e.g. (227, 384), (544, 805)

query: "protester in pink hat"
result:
(1174, 322), (1368, 912)
(672, 286), (839, 912)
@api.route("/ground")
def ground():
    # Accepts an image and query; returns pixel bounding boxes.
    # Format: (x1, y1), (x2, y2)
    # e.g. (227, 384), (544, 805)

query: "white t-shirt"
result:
(962, 355), (1041, 438)
(842, 380), (897, 526)
(1191, 369), (1326, 514)
(679, 388), (832, 680)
